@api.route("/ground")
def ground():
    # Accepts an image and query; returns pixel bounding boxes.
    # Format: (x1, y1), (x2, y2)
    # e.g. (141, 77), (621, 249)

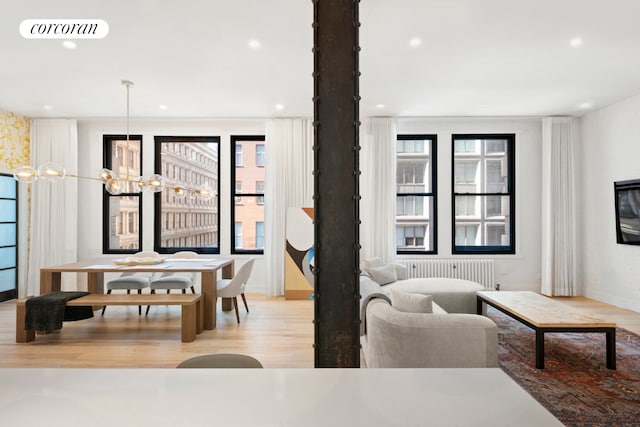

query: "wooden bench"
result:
(16, 294), (203, 343)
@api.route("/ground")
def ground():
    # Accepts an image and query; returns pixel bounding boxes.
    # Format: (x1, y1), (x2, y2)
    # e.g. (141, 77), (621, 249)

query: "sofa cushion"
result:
(362, 257), (383, 272)
(388, 278), (484, 314)
(391, 288), (433, 313)
(369, 264), (397, 285)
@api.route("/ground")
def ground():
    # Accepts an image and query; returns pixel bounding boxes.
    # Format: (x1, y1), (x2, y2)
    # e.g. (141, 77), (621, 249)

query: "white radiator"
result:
(397, 259), (495, 290)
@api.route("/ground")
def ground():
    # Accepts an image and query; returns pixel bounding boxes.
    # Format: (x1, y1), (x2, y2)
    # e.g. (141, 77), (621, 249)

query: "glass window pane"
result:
(0, 176), (16, 199)
(486, 160), (505, 193)
(103, 135), (142, 254)
(0, 247), (16, 269)
(454, 161), (479, 191)
(235, 222), (243, 249)
(106, 196), (140, 251)
(455, 196), (511, 247)
(396, 195), (430, 217)
(156, 137), (220, 253)
(0, 268), (16, 292)
(233, 197), (265, 251)
(455, 225), (478, 245)
(454, 140), (479, 153)
(256, 221), (265, 249)
(396, 136), (435, 254)
(397, 161), (428, 193)
(454, 195), (478, 217)
(456, 195), (510, 220)
(235, 145), (243, 166)
(110, 137), (141, 181)
(0, 224), (16, 246)
(486, 140), (506, 154)
(486, 196), (502, 217)
(453, 135), (514, 253)
(486, 224), (508, 246)
(0, 200), (16, 222)
(256, 144), (265, 167)
(404, 140), (414, 153)
(396, 224), (429, 251)
(232, 137), (266, 254)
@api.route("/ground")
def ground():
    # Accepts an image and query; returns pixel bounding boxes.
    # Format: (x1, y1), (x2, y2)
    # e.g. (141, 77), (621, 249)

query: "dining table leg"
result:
(40, 271), (61, 295)
(87, 272), (105, 294)
(221, 263), (235, 312)
(201, 270), (217, 330)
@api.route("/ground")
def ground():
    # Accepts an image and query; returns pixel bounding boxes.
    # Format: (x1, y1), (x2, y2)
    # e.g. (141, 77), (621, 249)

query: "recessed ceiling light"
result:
(409, 37), (422, 47)
(376, 104), (385, 109)
(248, 39), (261, 49)
(570, 37), (583, 47)
(275, 104), (284, 110)
(43, 105), (52, 110)
(159, 104), (168, 110)
(579, 102), (593, 109)
(62, 40), (77, 50)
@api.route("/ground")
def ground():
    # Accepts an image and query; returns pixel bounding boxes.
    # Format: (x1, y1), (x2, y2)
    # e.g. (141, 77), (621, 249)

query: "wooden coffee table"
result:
(477, 291), (616, 369)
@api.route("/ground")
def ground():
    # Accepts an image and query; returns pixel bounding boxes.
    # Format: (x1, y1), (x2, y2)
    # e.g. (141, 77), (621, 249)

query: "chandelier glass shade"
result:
(13, 80), (216, 202)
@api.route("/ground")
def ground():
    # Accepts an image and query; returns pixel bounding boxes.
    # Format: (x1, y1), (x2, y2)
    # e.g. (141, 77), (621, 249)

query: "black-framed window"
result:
(396, 134), (437, 254)
(231, 135), (266, 254)
(0, 173), (17, 302)
(452, 134), (515, 254)
(154, 136), (220, 254)
(102, 134), (143, 254)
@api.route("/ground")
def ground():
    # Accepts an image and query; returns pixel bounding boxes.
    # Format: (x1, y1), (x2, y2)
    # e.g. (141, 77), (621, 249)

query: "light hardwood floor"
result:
(0, 294), (638, 368)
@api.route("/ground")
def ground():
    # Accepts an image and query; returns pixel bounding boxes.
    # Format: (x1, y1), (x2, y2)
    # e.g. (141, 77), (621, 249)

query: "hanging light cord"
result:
(124, 80), (132, 184)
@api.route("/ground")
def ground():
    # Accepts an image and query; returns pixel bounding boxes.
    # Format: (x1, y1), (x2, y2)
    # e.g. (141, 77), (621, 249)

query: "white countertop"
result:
(0, 368), (562, 427)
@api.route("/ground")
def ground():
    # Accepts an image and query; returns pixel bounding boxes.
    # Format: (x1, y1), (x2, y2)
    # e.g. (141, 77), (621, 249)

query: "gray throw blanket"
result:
(359, 277), (391, 336)
(24, 291), (94, 332)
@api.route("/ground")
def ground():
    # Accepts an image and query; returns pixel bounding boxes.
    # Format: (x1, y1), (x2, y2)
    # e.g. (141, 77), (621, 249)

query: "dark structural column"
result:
(312, 0), (361, 367)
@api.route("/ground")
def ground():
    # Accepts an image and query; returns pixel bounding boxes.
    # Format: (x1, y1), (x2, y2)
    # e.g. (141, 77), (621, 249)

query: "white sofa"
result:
(360, 269), (499, 368)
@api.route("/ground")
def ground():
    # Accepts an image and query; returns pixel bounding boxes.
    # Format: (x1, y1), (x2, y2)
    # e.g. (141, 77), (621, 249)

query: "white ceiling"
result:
(2, 0), (640, 119)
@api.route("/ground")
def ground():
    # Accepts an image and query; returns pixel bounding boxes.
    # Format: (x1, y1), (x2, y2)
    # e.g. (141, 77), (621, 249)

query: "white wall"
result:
(397, 117), (543, 291)
(76, 118), (267, 293)
(580, 94), (640, 312)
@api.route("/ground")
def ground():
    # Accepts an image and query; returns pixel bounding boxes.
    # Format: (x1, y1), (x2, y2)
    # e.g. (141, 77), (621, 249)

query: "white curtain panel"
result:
(25, 119), (78, 297)
(541, 117), (577, 296)
(265, 118), (313, 296)
(360, 117), (397, 264)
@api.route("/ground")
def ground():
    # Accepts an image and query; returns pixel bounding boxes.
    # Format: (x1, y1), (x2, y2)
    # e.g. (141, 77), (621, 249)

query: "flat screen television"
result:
(614, 179), (640, 245)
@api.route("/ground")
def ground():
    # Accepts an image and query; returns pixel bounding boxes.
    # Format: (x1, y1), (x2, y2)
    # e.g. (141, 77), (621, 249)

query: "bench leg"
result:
(196, 299), (203, 334)
(182, 304), (197, 342)
(16, 303), (35, 343)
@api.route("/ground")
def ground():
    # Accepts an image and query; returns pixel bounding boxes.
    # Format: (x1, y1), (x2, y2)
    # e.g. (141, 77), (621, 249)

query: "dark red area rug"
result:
(487, 307), (640, 427)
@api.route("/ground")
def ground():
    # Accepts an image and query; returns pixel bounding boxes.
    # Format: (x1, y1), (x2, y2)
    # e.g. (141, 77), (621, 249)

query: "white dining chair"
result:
(145, 251), (198, 315)
(217, 258), (255, 324)
(103, 251), (160, 316)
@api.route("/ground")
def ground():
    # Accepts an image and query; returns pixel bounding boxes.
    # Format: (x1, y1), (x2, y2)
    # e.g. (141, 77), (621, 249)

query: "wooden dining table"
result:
(39, 258), (234, 330)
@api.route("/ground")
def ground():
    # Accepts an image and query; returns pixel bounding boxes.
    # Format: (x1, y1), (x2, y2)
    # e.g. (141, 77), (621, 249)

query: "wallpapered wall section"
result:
(0, 109), (30, 171)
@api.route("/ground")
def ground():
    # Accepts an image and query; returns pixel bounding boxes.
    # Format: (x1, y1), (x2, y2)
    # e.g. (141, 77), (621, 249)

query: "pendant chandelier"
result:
(99, 80), (165, 195)
(13, 80), (215, 201)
